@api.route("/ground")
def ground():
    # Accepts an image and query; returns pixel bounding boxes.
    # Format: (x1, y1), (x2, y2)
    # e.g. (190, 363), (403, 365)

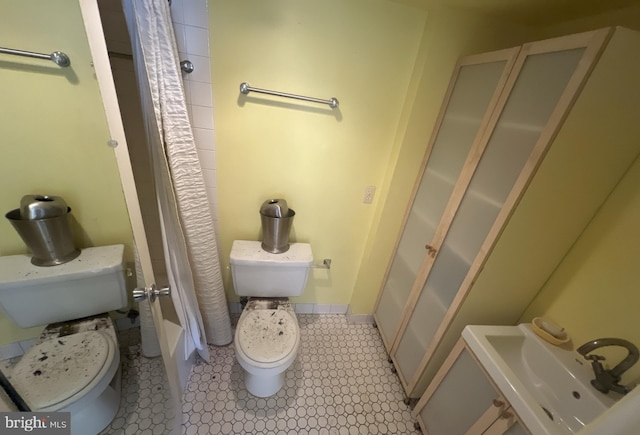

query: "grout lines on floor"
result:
(102, 314), (421, 435)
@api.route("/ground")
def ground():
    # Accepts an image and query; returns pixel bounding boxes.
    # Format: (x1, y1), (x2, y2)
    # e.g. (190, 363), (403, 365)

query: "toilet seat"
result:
(8, 330), (116, 411)
(237, 308), (298, 364)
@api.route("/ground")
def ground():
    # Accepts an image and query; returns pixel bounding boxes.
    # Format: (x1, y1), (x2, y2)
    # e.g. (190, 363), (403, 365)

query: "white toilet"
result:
(230, 240), (313, 397)
(0, 245), (128, 435)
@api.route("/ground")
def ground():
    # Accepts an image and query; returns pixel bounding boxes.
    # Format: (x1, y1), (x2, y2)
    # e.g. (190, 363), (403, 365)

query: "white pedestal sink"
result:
(463, 324), (620, 434)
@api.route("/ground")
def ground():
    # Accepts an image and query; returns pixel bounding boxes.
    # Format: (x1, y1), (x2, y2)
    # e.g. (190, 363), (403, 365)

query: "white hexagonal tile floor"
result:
(102, 314), (421, 435)
(100, 327), (176, 435)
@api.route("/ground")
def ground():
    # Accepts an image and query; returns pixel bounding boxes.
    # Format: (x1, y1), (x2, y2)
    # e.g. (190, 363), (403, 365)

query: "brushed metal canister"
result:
(260, 199), (295, 254)
(19, 194), (68, 220)
(6, 208), (80, 266)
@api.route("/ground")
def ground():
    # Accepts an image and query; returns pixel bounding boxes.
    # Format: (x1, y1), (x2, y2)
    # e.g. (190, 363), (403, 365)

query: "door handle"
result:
(500, 410), (513, 419)
(425, 244), (437, 257)
(132, 284), (171, 303)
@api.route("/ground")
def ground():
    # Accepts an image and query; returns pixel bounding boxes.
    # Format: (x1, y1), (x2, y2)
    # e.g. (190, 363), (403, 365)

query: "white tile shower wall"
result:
(17, 339), (36, 353)
(170, 0), (220, 240)
(0, 343), (23, 361)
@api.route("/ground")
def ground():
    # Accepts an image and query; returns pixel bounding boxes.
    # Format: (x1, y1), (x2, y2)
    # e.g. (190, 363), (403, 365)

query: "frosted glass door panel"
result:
(395, 47), (585, 384)
(465, 48), (585, 205)
(419, 349), (497, 435)
(395, 243), (469, 378)
(411, 61), (509, 221)
(448, 48), (585, 262)
(395, 289), (448, 378)
(375, 60), (506, 345)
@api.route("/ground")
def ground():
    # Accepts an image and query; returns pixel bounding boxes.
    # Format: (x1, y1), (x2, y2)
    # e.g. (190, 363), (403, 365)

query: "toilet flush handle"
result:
(132, 283), (171, 303)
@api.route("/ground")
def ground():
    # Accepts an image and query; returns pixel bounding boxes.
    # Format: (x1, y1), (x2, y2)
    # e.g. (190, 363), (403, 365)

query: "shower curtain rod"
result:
(0, 46), (70, 67)
(108, 50), (194, 73)
(239, 82), (339, 109)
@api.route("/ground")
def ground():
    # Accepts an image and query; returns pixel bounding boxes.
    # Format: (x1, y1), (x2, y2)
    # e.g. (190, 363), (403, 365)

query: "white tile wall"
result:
(0, 343), (23, 361)
(182, 0), (209, 29)
(192, 127), (215, 150)
(228, 302), (243, 314)
(170, 0), (220, 237)
(196, 149), (216, 170)
(313, 304), (333, 314)
(330, 304), (349, 314)
(0, 314), (142, 362)
(294, 303), (314, 314)
(190, 105), (215, 133)
(189, 81), (214, 107)
(185, 54), (212, 84)
(17, 339), (36, 353)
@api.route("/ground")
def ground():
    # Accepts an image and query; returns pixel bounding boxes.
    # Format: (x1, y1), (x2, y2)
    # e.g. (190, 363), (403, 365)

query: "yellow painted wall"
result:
(209, 0), (640, 320)
(0, 0), (133, 345)
(352, 5), (640, 324)
(209, 0), (427, 304)
(539, 3), (640, 38)
(521, 154), (640, 385)
(349, 6), (533, 314)
(519, 9), (640, 387)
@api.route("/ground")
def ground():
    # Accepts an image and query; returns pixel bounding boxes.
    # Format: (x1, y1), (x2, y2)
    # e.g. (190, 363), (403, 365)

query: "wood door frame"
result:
(79, 1), (185, 432)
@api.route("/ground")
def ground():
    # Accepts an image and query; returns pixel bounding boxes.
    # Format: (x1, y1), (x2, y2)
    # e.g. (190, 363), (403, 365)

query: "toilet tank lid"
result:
(0, 244), (125, 289)
(230, 240), (313, 267)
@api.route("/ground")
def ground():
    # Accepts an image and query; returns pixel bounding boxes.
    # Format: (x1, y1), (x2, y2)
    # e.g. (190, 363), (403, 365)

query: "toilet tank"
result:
(230, 240), (313, 297)
(0, 245), (127, 328)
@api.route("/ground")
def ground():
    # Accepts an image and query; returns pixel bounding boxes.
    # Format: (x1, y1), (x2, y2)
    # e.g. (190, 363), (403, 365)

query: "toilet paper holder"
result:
(312, 259), (332, 269)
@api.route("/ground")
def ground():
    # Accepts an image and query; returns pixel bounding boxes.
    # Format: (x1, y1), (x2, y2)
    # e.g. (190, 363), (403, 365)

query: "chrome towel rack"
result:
(240, 82), (339, 109)
(0, 46), (70, 67)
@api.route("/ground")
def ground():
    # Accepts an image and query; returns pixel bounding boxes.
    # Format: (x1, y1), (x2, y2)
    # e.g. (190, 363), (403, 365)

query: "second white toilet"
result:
(0, 245), (127, 435)
(230, 240), (313, 397)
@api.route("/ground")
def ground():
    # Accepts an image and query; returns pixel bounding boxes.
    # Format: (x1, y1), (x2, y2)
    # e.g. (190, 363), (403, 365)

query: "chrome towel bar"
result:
(0, 46), (70, 67)
(240, 82), (339, 109)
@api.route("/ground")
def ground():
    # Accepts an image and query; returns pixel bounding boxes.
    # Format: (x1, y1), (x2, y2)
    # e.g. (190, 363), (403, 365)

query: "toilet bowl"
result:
(6, 315), (122, 435)
(230, 240), (312, 397)
(234, 299), (300, 397)
(0, 245), (127, 434)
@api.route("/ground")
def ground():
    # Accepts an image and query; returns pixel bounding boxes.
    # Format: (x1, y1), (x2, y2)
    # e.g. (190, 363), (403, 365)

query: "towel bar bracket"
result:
(312, 259), (332, 270)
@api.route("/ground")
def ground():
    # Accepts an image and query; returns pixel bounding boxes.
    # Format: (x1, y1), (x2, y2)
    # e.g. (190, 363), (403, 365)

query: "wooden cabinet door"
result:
(483, 407), (529, 435)
(464, 401), (511, 435)
(373, 48), (519, 350)
(414, 340), (506, 435)
(389, 29), (610, 396)
(414, 339), (530, 435)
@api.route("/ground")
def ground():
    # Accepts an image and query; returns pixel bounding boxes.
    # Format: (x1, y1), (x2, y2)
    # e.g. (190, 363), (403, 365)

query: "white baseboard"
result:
(228, 302), (350, 315)
(346, 307), (374, 324)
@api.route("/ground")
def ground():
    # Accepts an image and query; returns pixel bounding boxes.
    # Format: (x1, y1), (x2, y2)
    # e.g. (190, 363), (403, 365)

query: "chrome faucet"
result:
(577, 338), (639, 395)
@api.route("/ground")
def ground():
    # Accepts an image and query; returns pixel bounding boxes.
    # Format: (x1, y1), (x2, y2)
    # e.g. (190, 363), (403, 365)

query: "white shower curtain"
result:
(123, 0), (232, 357)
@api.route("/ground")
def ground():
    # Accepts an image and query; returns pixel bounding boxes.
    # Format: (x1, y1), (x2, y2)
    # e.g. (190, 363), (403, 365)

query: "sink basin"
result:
(463, 324), (618, 434)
